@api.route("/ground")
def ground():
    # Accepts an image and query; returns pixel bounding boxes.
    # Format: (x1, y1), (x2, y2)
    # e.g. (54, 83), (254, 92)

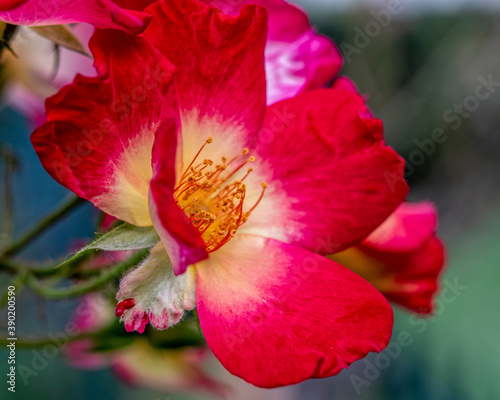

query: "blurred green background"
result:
(1, 1), (500, 399)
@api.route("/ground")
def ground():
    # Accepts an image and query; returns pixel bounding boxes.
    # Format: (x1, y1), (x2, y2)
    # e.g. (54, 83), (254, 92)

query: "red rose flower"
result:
(31, 0), (408, 387)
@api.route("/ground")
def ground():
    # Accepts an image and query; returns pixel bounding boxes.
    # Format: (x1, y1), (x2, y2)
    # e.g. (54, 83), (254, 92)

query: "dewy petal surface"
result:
(31, 30), (175, 226)
(203, 0), (342, 104)
(0, 0), (151, 34)
(241, 88), (408, 254)
(196, 234), (394, 388)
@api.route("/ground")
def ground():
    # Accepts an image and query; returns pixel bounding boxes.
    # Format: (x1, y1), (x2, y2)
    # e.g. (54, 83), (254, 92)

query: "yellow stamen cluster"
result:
(174, 137), (267, 253)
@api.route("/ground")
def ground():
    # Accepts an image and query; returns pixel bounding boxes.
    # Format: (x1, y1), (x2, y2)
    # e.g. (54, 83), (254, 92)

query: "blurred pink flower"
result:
(332, 202), (446, 314)
(66, 294), (228, 397)
(2, 23), (96, 124)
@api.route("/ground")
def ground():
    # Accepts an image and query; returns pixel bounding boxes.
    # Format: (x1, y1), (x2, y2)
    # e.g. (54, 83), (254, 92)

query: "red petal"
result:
(0, 0), (27, 11)
(31, 30), (175, 225)
(203, 0), (310, 40)
(203, 0), (342, 104)
(242, 88), (408, 254)
(0, 0), (151, 34)
(196, 234), (394, 388)
(148, 119), (208, 275)
(363, 202), (438, 253)
(113, 0), (156, 11)
(142, 0), (268, 149)
(335, 202), (445, 313)
(333, 237), (445, 314)
(142, 0), (269, 274)
(364, 237), (444, 314)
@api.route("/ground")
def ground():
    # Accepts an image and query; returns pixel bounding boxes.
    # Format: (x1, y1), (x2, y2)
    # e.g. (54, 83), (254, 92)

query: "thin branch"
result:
(27, 249), (148, 299)
(0, 330), (104, 349)
(1, 195), (85, 258)
(0, 144), (17, 252)
(0, 259), (19, 274)
(0, 270), (28, 308)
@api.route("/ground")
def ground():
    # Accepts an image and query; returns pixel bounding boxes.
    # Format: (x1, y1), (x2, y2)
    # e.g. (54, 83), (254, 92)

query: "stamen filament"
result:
(174, 138), (267, 253)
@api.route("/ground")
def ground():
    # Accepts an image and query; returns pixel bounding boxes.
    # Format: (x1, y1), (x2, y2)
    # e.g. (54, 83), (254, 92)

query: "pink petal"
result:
(362, 201), (438, 253)
(111, 343), (229, 397)
(203, 0), (342, 104)
(31, 29), (175, 226)
(65, 294), (116, 370)
(116, 244), (197, 333)
(241, 87), (408, 254)
(0, 0), (151, 34)
(196, 234), (394, 388)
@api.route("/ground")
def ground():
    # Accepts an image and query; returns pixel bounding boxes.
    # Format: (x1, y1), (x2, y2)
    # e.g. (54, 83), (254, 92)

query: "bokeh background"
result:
(1, 0), (500, 399)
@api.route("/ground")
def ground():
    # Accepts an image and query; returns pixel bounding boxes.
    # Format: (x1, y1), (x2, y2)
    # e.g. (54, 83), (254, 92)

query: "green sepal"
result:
(57, 223), (160, 269)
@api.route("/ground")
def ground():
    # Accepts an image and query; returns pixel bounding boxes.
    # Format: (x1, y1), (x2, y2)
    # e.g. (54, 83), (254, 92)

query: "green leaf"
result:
(29, 25), (91, 57)
(57, 223), (160, 269)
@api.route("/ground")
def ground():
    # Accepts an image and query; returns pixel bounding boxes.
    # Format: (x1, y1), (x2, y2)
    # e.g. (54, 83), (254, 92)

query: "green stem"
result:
(27, 249), (148, 299)
(0, 144), (17, 252)
(0, 270), (28, 308)
(0, 330), (103, 349)
(0, 251), (97, 277)
(0, 259), (19, 274)
(1, 195), (85, 258)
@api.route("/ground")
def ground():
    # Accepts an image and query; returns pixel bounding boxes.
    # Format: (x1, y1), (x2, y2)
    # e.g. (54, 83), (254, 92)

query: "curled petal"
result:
(113, 0), (156, 11)
(0, 0), (151, 34)
(116, 243), (197, 333)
